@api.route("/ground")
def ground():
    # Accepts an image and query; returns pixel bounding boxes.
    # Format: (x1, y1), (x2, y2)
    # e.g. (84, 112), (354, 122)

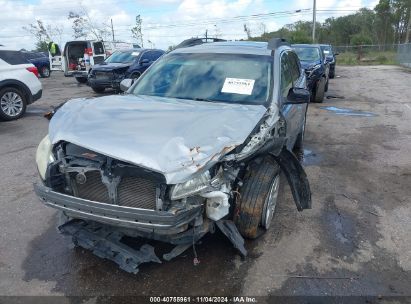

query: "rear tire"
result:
(0, 87), (27, 121)
(92, 86), (105, 93)
(40, 66), (51, 78)
(234, 156), (281, 239)
(75, 77), (88, 84)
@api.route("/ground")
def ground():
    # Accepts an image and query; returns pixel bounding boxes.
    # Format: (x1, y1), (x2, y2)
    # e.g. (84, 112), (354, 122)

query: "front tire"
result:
(92, 86), (105, 93)
(311, 77), (325, 103)
(40, 66), (51, 78)
(234, 156), (281, 239)
(0, 87), (27, 121)
(75, 77), (88, 84)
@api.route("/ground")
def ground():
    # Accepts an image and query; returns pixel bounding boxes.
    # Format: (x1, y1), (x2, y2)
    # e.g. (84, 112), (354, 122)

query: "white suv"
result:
(0, 48), (43, 121)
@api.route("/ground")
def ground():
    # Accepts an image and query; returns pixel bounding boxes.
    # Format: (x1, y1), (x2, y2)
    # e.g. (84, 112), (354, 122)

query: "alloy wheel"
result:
(0, 91), (23, 117)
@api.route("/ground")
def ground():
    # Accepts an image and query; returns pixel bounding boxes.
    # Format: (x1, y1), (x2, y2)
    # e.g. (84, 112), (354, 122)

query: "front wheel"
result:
(75, 77), (88, 84)
(234, 156), (281, 239)
(311, 77), (325, 103)
(40, 66), (51, 78)
(0, 87), (27, 121)
(92, 86), (105, 93)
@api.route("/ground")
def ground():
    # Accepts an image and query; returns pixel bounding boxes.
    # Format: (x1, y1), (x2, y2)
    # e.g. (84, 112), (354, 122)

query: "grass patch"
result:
(337, 51), (397, 65)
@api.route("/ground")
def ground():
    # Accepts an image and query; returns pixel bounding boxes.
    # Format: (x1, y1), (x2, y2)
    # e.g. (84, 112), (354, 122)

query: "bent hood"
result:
(49, 95), (267, 184)
(92, 62), (132, 71)
(300, 60), (321, 70)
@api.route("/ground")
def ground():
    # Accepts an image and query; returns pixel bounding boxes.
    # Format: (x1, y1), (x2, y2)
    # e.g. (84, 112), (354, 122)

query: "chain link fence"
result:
(397, 43), (411, 68)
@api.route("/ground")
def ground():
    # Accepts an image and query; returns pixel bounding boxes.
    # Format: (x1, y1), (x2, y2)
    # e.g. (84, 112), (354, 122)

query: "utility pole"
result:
(312, 0), (316, 43)
(406, 11), (411, 43)
(205, 29), (208, 39)
(111, 19), (115, 42)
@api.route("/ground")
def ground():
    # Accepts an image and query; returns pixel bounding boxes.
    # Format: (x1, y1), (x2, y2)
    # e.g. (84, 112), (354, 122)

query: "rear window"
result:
(0, 50), (29, 65)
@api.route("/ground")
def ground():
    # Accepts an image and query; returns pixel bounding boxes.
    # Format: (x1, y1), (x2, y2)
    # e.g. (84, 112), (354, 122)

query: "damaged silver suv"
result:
(34, 38), (312, 273)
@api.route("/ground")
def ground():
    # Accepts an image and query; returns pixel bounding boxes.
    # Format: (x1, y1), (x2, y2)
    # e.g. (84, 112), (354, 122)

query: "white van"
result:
(49, 40), (106, 83)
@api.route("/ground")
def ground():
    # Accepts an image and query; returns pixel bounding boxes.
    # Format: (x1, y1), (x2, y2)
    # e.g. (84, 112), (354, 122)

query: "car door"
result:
(138, 51), (151, 71)
(91, 41), (106, 65)
(280, 51), (306, 150)
(48, 43), (63, 71)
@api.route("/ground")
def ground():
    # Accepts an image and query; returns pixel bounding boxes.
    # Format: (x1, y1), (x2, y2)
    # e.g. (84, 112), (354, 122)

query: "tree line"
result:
(250, 0), (411, 46)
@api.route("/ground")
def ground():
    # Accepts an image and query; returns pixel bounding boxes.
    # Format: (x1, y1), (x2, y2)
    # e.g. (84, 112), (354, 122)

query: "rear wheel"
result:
(92, 86), (105, 93)
(40, 66), (51, 78)
(75, 77), (87, 84)
(0, 87), (27, 121)
(234, 156), (281, 239)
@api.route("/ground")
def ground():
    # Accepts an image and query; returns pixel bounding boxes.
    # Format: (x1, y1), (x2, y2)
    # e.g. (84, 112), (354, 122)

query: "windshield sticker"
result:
(131, 52), (140, 56)
(222, 78), (255, 95)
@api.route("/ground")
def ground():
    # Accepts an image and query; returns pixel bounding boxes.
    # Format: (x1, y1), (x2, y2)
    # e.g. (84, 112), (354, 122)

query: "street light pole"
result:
(312, 0), (316, 43)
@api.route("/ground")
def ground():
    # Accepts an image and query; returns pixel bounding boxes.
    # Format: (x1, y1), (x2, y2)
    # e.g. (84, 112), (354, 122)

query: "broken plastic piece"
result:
(163, 243), (192, 261)
(216, 220), (247, 257)
(59, 220), (161, 274)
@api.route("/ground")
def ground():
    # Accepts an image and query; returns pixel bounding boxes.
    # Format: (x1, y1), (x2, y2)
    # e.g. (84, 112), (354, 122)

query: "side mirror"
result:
(285, 88), (310, 104)
(119, 79), (133, 92)
(140, 58), (149, 65)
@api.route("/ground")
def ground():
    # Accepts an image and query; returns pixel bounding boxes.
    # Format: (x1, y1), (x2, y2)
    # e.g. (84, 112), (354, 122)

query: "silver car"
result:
(34, 38), (311, 273)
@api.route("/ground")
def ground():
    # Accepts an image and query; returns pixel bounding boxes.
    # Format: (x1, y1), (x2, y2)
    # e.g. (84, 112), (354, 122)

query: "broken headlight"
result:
(35, 135), (55, 180)
(170, 171), (212, 200)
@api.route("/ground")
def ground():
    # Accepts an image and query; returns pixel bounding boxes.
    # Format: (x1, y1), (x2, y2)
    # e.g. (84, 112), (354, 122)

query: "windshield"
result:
(293, 47), (321, 61)
(132, 53), (272, 105)
(320, 45), (332, 56)
(105, 50), (140, 63)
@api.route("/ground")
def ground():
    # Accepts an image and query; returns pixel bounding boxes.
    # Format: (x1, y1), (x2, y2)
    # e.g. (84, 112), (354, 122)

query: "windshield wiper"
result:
(193, 97), (218, 103)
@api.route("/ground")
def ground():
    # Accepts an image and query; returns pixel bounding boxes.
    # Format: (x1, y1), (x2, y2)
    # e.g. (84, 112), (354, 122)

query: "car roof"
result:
(172, 41), (275, 56)
(114, 48), (162, 53)
(291, 44), (321, 49)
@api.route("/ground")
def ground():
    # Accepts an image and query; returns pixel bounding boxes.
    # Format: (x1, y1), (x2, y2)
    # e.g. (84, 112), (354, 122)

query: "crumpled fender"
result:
(270, 148), (312, 211)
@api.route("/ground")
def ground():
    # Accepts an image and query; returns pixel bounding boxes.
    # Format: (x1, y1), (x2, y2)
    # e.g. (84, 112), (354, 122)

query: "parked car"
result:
(292, 44), (329, 103)
(23, 51), (51, 78)
(0, 48), (42, 120)
(88, 48), (164, 93)
(34, 39), (311, 273)
(319, 44), (338, 79)
(49, 40), (107, 83)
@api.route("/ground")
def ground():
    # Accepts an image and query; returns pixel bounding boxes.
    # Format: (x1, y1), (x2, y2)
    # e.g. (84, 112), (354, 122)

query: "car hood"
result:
(49, 95), (267, 184)
(92, 62), (132, 71)
(300, 60), (321, 70)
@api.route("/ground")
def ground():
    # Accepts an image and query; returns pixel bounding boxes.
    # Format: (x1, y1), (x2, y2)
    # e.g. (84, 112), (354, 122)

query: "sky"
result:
(0, 0), (379, 51)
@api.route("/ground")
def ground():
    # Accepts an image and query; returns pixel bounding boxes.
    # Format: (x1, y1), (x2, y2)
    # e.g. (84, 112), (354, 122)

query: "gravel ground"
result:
(0, 66), (410, 299)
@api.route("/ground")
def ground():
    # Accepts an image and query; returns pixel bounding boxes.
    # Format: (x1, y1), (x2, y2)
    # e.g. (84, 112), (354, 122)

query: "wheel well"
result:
(0, 80), (31, 103)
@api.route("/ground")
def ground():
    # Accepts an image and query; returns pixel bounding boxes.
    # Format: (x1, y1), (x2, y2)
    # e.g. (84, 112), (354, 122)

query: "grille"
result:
(95, 71), (113, 80)
(73, 171), (157, 209)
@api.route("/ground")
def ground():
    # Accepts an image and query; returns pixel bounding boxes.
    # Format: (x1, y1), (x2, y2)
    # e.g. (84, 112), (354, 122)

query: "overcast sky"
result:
(0, 0), (379, 51)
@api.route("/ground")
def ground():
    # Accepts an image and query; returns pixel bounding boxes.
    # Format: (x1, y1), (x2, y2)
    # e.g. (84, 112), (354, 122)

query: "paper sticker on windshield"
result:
(131, 52), (140, 56)
(222, 78), (255, 95)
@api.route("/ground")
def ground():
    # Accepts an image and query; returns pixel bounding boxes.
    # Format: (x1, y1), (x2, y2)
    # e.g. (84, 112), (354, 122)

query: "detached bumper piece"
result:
(59, 220), (161, 274)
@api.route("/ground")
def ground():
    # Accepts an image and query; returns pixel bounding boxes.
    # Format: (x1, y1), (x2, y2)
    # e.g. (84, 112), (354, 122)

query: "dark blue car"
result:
(88, 48), (164, 93)
(23, 52), (51, 78)
(292, 44), (329, 103)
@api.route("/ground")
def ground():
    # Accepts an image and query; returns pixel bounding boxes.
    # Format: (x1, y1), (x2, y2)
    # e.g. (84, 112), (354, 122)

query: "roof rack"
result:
(174, 37), (227, 49)
(267, 38), (290, 50)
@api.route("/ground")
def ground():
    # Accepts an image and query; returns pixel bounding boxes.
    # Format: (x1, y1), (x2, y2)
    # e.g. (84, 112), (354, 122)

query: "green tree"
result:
(131, 15), (143, 47)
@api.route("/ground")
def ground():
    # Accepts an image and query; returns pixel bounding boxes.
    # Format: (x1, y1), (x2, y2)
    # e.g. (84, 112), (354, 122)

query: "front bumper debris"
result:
(59, 220), (161, 274)
(34, 183), (202, 232)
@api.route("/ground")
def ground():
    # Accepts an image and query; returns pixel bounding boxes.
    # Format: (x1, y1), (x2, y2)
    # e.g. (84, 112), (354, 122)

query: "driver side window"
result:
(280, 52), (293, 99)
